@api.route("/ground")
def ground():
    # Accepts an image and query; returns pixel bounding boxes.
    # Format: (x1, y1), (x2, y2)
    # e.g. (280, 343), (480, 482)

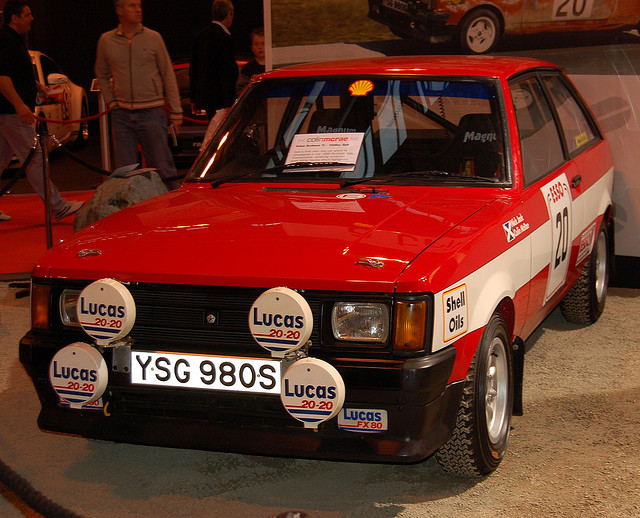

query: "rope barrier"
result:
(1, 107), (192, 197)
(0, 458), (84, 518)
(182, 114), (209, 125)
(34, 108), (112, 125)
(55, 142), (110, 176)
(35, 106), (208, 126)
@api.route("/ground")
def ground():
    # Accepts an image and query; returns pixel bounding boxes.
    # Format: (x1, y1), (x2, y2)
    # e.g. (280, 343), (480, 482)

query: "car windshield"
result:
(188, 76), (507, 186)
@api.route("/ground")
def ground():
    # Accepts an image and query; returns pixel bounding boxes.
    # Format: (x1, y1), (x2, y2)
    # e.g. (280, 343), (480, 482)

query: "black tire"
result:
(560, 223), (609, 324)
(458, 9), (501, 54)
(435, 312), (513, 476)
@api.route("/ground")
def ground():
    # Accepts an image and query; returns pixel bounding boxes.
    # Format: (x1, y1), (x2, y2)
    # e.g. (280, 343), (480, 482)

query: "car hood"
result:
(34, 184), (496, 291)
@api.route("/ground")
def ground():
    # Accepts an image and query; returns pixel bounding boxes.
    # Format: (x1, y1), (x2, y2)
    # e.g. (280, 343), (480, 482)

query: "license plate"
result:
(130, 351), (281, 394)
(382, 0), (409, 13)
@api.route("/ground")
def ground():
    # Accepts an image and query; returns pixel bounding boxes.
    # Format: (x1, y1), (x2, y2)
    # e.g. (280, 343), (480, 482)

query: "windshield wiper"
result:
(386, 170), (500, 183)
(254, 162), (356, 174)
(210, 170), (265, 188)
(340, 170), (452, 188)
(340, 170), (501, 188)
(282, 161), (355, 171)
(211, 162), (356, 188)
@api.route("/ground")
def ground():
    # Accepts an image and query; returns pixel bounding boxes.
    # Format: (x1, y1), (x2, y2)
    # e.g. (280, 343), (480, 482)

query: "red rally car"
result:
(368, 0), (639, 54)
(20, 56), (614, 476)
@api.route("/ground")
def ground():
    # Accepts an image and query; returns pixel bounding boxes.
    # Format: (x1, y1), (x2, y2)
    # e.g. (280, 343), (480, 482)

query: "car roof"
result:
(263, 55), (560, 80)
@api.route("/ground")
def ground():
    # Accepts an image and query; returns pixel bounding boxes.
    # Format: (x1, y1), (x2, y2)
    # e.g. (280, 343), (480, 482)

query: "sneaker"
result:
(0, 210), (12, 221)
(54, 200), (84, 221)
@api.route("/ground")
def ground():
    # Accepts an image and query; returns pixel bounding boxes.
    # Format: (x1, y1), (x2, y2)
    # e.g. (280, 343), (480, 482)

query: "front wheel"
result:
(458, 9), (501, 54)
(435, 312), (513, 476)
(560, 222), (609, 324)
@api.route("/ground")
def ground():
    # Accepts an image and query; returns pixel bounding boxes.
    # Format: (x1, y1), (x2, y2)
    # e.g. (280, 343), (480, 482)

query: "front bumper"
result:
(368, 0), (451, 41)
(20, 330), (461, 462)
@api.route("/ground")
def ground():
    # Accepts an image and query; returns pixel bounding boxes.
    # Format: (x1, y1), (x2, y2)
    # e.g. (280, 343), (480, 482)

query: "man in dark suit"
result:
(190, 0), (238, 139)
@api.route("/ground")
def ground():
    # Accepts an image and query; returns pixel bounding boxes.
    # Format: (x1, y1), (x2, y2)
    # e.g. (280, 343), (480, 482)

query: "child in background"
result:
(236, 27), (265, 95)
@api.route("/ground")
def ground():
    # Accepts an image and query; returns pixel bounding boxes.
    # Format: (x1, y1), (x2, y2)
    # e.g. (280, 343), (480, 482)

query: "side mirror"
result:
(47, 73), (69, 86)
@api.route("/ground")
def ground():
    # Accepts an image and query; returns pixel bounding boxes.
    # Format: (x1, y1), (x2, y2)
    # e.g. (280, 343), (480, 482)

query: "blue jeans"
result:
(111, 107), (180, 189)
(0, 114), (67, 213)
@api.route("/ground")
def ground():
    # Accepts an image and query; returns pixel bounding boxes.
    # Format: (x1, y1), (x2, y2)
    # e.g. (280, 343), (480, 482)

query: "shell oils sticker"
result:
(338, 409), (388, 433)
(577, 222), (597, 265)
(503, 213), (530, 243)
(443, 284), (468, 343)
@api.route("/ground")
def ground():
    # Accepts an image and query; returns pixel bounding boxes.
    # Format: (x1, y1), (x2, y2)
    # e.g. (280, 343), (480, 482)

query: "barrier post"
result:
(91, 79), (111, 172)
(37, 121), (53, 249)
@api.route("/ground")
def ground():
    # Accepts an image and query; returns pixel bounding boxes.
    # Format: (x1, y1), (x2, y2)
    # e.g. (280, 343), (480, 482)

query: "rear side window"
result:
(40, 55), (63, 85)
(511, 77), (564, 186)
(541, 74), (598, 156)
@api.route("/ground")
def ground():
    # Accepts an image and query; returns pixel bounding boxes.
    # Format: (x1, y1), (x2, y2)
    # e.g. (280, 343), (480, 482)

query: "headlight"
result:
(331, 302), (389, 342)
(59, 289), (82, 327)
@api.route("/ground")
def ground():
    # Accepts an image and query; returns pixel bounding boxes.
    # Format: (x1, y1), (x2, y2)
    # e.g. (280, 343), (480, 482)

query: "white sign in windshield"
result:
(285, 132), (365, 171)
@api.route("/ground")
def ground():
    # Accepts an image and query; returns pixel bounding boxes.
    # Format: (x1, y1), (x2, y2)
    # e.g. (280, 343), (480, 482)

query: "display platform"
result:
(0, 191), (93, 281)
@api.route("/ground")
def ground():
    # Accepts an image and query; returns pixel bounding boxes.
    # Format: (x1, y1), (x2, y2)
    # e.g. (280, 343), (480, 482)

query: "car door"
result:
(522, 0), (614, 26)
(508, 71), (588, 337)
(39, 54), (72, 143)
(539, 70), (611, 268)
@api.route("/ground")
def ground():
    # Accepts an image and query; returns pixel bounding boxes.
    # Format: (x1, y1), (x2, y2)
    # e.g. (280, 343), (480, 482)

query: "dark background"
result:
(2, 0), (264, 92)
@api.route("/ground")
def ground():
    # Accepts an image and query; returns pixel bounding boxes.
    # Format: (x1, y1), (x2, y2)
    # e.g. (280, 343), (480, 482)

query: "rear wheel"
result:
(435, 312), (513, 476)
(458, 9), (500, 54)
(560, 223), (609, 324)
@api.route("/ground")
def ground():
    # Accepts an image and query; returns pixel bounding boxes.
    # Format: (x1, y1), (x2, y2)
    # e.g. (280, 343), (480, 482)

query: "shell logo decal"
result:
(349, 80), (374, 97)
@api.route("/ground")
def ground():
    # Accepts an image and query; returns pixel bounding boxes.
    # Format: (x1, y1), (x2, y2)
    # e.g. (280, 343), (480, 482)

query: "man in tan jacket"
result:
(95, 0), (183, 189)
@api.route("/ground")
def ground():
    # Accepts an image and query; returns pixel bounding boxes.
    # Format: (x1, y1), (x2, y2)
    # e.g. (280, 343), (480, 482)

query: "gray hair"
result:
(211, 0), (233, 22)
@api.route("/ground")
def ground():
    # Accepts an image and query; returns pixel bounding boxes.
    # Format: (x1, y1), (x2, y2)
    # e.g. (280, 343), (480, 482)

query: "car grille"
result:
(124, 284), (325, 356)
(112, 386), (295, 427)
(45, 280), (393, 356)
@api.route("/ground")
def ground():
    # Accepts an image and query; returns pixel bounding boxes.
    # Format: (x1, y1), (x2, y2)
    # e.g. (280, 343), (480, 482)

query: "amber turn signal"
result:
(393, 300), (427, 351)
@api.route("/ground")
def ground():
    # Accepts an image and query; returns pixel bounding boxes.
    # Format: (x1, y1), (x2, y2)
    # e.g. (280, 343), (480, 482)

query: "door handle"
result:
(571, 175), (582, 188)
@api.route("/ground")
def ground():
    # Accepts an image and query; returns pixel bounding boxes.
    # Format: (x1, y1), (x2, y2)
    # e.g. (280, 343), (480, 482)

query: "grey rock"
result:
(74, 170), (167, 231)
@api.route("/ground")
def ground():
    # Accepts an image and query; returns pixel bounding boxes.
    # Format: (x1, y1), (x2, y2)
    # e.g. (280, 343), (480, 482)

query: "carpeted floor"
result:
(0, 191), (93, 280)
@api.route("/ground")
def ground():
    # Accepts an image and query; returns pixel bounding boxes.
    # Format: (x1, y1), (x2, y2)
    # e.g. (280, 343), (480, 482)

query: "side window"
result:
(511, 77), (564, 186)
(542, 74), (598, 155)
(40, 56), (62, 85)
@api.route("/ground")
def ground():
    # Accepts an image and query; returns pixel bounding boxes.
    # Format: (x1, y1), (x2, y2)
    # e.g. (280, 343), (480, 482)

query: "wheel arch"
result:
(496, 296), (515, 339)
(468, 269), (516, 337)
(471, 286), (520, 415)
(442, 269), (518, 382)
(604, 204), (615, 278)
